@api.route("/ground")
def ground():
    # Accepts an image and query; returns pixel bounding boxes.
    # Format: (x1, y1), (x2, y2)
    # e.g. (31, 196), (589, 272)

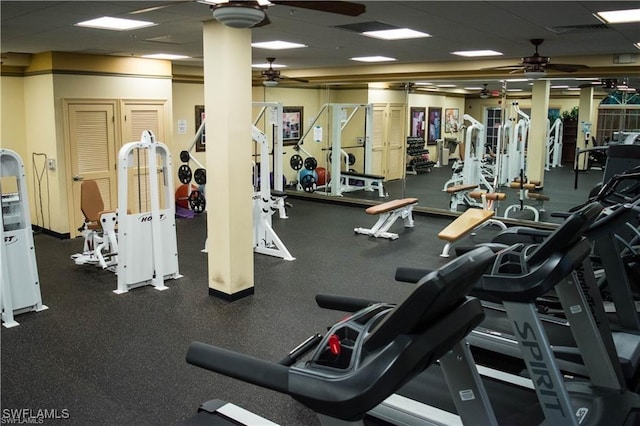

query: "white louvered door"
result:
(68, 102), (117, 237)
(67, 100), (167, 236)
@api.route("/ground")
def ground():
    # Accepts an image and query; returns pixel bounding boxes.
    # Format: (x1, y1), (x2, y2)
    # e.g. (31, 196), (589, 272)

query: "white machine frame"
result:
(1, 149), (48, 328)
(296, 103), (384, 197)
(253, 102), (287, 219)
(546, 117), (563, 170)
(443, 114), (493, 210)
(252, 125), (295, 261)
(115, 130), (182, 294)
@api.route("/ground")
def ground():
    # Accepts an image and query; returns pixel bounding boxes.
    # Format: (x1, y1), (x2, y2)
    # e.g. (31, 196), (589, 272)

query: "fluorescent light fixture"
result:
(507, 88), (523, 92)
(251, 40), (306, 50)
(436, 84), (456, 88)
(505, 79), (528, 82)
(452, 50), (503, 57)
(362, 28), (430, 40)
(595, 9), (640, 24)
(350, 56), (396, 62)
(636, 42), (640, 50)
(464, 86), (484, 90)
(565, 88), (581, 91)
(414, 82), (433, 86)
(142, 53), (190, 60)
(75, 16), (156, 31)
(252, 62), (286, 69)
(551, 85), (569, 89)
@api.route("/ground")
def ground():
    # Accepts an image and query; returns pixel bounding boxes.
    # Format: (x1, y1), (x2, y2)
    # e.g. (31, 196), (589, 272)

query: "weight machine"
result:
(202, 125), (294, 261)
(546, 117), (563, 170)
(253, 102), (287, 219)
(443, 114), (494, 210)
(294, 103), (384, 197)
(1, 149), (48, 327)
(251, 125), (294, 261)
(114, 130), (182, 294)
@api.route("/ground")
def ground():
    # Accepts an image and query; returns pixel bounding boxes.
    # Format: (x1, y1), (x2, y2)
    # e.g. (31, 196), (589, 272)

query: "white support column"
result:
(203, 20), (254, 300)
(528, 79), (550, 185)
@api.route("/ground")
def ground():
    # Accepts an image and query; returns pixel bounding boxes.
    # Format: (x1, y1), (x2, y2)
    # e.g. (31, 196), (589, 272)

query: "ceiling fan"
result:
(479, 84), (491, 99)
(202, 1), (366, 28)
(260, 57), (308, 86)
(487, 39), (589, 78)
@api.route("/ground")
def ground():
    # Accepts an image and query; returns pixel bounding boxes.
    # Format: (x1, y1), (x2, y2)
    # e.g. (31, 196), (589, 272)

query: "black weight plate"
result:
(300, 174), (316, 193)
(194, 168), (207, 185)
(290, 154), (304, 171)
(178, 164), (192, 184)
(348, 153), (356, 166)
(180, 150), (190, 163)
(188, 190), (206, 214)
(304, 157), (317, 171)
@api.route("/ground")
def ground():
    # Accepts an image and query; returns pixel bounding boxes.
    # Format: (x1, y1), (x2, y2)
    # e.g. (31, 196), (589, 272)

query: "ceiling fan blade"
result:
(270, 1), (366, 16)
(481, 65), (524, 71)
(281, 75), (309, 83)
(546, 63), (589, 73)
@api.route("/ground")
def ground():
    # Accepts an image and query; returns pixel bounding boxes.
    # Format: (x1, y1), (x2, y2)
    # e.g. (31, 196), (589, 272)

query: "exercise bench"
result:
(354, 197), (418, 240)
(438, 193), (506, 257)
(445, 183), (479, 211)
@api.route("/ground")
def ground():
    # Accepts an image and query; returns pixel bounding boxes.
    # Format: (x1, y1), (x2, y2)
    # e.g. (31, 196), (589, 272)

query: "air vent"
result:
(546, 23), (610, 34)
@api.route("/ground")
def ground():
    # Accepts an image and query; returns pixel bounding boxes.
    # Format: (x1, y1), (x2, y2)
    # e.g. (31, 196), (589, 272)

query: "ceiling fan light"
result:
(263, 79), (278, 87)
(480, 93), (490, 99)
(212, 4), (265, 28)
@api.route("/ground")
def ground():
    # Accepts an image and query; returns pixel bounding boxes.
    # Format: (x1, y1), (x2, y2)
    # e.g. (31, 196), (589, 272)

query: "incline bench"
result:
(438, 192), (506, 257)
(354, 198), (418, 240)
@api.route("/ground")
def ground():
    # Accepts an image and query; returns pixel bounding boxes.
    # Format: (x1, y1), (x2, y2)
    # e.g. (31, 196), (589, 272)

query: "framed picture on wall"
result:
(283, 106), (303, 145)
(444, 108), (459, 133)
(195, 105), (206, 152)
(409, 107), (426, 139)
(427, 107), (442, 144)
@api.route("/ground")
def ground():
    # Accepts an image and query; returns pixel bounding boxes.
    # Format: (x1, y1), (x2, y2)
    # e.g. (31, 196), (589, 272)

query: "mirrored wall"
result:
(264, 79), (639, 227)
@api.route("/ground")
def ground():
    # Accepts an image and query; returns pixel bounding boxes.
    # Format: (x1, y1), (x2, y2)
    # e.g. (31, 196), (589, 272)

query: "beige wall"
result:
(1, 76), (27, 157)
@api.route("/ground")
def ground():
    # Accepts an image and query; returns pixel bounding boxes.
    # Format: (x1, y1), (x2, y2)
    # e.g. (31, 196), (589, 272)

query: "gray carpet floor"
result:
(2, 199), (504, 425)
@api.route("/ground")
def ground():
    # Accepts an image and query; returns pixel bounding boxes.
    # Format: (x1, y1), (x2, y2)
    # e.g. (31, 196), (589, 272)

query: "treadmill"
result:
(370, 202), (640, 425)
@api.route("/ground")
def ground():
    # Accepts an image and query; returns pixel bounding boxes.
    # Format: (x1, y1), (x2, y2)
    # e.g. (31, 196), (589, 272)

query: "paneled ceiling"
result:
(2, 1), (639, 94)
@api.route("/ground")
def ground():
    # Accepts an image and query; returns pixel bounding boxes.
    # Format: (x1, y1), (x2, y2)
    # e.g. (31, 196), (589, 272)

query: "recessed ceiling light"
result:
(566, 88), (581, 91)
(507, 88), (523, 92)
(452, 50), (503, 57)
(595, 9), (640, 24)
(252, 62), (286, 69)
(362, 28), (430, 40)
(436, 84), (456, 88)
(142, 53), (190, 60)
(251, 40), (306, 50)
(75, 16), (156, 31)
(464, 86), (484, 90)
(350, 56), (396, 62)
(413, 82), (432, 86)
(505, 79), (528, 83)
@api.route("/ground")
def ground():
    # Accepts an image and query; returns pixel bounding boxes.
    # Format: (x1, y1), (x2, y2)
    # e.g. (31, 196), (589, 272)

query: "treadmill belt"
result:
(396, 364), (545, 425)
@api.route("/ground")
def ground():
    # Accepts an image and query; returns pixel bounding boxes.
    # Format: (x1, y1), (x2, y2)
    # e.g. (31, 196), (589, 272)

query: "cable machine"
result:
(115, 131), (182, 294)
(1, 149), (48, 327)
